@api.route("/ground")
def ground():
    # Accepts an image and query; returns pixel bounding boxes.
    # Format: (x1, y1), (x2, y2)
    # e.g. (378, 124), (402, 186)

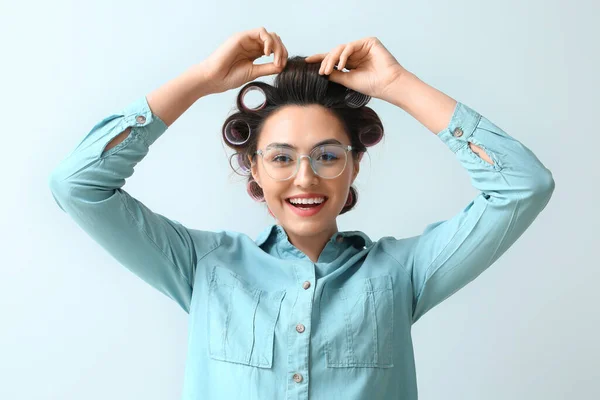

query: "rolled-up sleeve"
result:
(404, 102), (555, 324)
(48, 96), (222, 313)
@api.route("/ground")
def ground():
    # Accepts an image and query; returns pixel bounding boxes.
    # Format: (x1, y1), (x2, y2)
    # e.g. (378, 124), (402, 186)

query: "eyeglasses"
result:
(254, 144), (354, 181)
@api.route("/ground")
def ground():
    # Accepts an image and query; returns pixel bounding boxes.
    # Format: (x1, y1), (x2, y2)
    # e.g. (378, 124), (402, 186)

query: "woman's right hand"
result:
(200, 27), (289, 94)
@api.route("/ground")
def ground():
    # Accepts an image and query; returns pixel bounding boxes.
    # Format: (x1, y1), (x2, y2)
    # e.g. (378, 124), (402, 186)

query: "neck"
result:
(283, 222), (338, 263)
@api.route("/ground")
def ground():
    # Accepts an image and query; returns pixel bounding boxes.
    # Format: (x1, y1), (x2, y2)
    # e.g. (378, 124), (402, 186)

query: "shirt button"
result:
(302, 281), (311, 290)
(453, 127), (463, 137)
(292, 373), (303, 383)
(336, 236), (344, 243)
(296, 324), (305, 333)
(136, 115), (146, 124)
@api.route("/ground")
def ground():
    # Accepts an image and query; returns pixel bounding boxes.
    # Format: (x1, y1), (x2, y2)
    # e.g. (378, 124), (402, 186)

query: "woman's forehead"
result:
(259, 105), (347, 148)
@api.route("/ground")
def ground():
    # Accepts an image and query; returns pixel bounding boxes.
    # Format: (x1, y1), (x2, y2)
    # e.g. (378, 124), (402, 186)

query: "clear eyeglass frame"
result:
(254, 144), (354, 181)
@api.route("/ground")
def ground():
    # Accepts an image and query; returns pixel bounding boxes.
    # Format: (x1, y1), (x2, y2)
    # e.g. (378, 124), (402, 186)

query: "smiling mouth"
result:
(285, 197), (329, 208)
(285, 197), (328, 217)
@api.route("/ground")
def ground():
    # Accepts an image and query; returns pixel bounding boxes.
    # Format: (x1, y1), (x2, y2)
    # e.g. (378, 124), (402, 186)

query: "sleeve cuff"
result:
(119, 95), (168, 147)
(436, 102), (482, 153)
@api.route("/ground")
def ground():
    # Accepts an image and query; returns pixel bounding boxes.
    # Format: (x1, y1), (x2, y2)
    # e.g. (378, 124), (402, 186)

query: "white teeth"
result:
(289, 197), (325, 205)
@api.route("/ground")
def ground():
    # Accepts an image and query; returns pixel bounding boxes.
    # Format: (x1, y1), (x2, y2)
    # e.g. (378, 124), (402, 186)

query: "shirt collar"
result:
(254, 223), (373, 249)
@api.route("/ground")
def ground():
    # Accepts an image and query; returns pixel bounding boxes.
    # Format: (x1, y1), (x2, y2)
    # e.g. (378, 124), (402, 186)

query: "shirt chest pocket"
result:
(207, 265), (285, 368)
(320, 274), (394, 368)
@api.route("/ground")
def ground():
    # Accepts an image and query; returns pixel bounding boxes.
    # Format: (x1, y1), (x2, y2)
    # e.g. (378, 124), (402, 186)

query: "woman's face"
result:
(250, 104), (359, 238)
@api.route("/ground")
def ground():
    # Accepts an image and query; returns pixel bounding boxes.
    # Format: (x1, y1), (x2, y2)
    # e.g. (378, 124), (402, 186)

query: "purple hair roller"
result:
(240, 85), (267, 112)
(246, 180), (264, 202)
(229, 152), (251, 176)
(224, 119), (252, 146)
(359, 125), (383, 147)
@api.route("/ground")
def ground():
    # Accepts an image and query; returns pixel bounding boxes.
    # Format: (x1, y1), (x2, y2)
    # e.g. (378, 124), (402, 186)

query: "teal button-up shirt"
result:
(48, 95), (554, 399)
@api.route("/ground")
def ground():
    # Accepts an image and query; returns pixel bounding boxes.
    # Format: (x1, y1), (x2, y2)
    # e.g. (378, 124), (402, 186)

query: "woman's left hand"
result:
(305, 37), (408, 102)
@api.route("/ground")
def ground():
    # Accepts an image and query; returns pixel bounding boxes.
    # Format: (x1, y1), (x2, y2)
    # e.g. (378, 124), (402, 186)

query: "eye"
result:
(272, 154), (293, 163)
(318, 152), (339, 162)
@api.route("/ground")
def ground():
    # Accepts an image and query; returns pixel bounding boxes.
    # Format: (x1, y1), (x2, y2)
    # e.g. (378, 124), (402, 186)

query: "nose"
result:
(293, 156), (318, 185)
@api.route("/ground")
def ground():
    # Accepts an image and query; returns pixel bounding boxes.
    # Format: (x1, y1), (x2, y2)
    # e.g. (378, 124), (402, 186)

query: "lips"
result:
(286, 194), (328, 201)
(285, 197), (328, 217)
(286, 197), (328, 207)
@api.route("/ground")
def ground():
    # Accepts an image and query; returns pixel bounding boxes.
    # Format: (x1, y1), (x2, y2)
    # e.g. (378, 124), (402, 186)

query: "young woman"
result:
(48, 27), (555, 399)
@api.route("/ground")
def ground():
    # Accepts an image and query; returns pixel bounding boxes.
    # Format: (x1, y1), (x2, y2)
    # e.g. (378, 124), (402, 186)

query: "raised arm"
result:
(48, 27), (290, 313)
(386, 71), (495, 163)
(380, 72), (555, 324)
(47, 64), (219, 313)
(103, 64), (213, 154)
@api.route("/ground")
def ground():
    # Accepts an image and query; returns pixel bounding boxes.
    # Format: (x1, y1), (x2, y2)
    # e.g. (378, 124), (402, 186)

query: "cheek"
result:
(261, 183), (286, 204)
(339, 169), (354, 191)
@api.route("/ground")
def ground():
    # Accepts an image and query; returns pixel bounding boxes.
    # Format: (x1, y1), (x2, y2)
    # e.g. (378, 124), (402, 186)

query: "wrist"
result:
(380, 70), (458, 133)
(379, 70), (420, 109)
(187, 62), (218, 98)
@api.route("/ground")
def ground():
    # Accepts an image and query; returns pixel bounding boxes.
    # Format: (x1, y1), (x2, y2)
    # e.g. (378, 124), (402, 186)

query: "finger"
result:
(344, 38), (371, 63)
(273, 33), (288, 67)
(327, 45), (347, 75)
(336, 43), (355, 71)
(250, 61), (281, 80)
(305, 53), (327, 63)
(278, 35), (289, 64)
(266, 32), (279, 65)
(324, 45), (345, 75)
(319, 53), (330, 75)
(246, 27), (273, 57)
(270, 32), (285, 66)
(264, 36), (272, 57)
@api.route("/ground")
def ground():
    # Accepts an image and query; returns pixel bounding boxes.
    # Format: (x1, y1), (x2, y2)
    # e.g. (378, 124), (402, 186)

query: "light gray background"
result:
(1, 0), (597, 399)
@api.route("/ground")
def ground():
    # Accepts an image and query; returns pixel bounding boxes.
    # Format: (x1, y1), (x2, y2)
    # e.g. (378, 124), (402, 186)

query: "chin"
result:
(283, 215), (335, 236)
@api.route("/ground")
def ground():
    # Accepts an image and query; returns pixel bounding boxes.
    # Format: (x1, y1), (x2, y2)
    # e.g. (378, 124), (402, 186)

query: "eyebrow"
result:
(266, 139), (343, 149)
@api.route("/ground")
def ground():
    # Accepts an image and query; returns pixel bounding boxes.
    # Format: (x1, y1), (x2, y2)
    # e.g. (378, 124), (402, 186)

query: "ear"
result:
(351, 157), (360, 184)
(249, 154), (261, 187)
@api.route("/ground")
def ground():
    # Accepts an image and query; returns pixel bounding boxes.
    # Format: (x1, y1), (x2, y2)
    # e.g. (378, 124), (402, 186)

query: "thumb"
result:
(327, 69), (351, 87)
(250, 62), (283, 80)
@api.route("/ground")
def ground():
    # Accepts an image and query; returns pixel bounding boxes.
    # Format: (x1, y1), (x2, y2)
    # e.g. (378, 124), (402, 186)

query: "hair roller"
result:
(340, 185), (358, 215)
(345, 186), (354, 206)
(358, 124), (383, 147)
(229, 152), (251, 176)
(246, 179), (264, 202)
(344, 89), (371, 108)
(237, 82), (268, 112)
(224, 119), (252, 146)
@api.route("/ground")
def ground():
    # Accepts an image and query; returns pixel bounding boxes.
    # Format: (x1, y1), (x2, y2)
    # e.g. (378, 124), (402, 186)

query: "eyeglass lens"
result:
(261, 145), (348, 180)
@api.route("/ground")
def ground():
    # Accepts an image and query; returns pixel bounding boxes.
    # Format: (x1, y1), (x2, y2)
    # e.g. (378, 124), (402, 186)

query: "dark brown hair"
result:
(222, 56), (385, 215)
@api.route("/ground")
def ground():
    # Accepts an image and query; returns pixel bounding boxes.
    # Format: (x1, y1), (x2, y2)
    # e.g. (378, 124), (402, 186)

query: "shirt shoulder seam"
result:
(378, 242), (412, 280)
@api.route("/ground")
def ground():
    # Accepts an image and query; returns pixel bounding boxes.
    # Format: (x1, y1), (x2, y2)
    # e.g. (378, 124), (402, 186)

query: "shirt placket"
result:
(286, 261), (316, 400)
